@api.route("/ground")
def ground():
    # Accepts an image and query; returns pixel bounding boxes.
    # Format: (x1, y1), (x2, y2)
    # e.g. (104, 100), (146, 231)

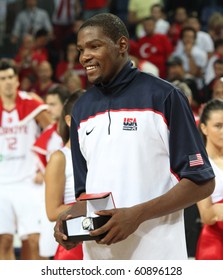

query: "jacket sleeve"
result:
(164, 88), (215, 183)
(70, 115), (87, 198)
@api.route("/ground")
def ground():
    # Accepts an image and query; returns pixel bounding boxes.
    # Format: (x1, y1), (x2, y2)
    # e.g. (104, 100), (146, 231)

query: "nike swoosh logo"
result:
(86, 127), (95, 135)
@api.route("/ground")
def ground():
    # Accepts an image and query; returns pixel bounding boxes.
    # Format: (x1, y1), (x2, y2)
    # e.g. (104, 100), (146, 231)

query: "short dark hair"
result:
(180, 26), (197, 40)
(214, 38), (223, 50)
(166, 56), (183, 66)
(79, 13), (129, 43)
(35, 28), (48, 38)
(46, 85), (70, 104)
(0, 58), (18, 75)
(151, 3), (165, 13)
(142, 16), (156, 23)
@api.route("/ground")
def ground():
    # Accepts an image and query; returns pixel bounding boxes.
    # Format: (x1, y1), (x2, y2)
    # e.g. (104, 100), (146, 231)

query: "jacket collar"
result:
(95, 60), (139, 96)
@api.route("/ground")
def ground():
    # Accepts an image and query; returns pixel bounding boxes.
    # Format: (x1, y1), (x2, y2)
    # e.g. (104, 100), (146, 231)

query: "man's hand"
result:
(89, 206), (141, 245)
(54, 201), (86, 250)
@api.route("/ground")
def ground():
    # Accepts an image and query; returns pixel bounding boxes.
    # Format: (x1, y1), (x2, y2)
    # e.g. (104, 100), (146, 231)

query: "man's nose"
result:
(80, 50), (92, 64)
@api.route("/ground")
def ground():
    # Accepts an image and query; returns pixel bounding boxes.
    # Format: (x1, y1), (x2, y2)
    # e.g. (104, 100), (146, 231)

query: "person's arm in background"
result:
(45, 150), (71, 221)
(11, 13), (23, 44)
(42, 10), (54, 40)
(35, 109), (52, 130)
(53, 114), (87, 249)
(197, 196), (223, 225)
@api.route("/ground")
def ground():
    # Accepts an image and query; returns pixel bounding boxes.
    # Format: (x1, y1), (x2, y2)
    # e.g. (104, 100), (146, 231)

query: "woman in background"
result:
(45, 89), (84, 259)
(196, 98), (223, 260)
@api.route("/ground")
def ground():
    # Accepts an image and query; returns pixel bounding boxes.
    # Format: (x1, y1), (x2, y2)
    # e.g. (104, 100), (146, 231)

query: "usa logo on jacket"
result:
(123, 117), (137, 131)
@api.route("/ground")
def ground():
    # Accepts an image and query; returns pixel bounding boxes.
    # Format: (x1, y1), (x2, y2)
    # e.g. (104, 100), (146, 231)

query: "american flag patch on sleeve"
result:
(189, 153), (204, 167)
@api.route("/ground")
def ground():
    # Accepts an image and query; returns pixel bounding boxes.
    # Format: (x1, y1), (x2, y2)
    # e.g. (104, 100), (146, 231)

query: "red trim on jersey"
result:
(77, 108), (169, 129)
(0, 91), (46, 125)
(16, 91), (45, 120)
(32, 123), (58, 168)
(170, 168), (180, 181)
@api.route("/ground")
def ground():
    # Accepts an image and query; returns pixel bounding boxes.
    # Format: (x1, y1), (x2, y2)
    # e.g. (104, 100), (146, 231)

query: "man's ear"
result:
(118, 36), (129, 54)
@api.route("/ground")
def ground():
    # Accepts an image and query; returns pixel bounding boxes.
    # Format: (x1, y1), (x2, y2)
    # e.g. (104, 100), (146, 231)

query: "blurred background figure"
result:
(51, 0), (82, 57)
(196, 98), (223, 260)
(32, 60), (57, 99)
(130, 16), (173, 79)
(82, 0), (109, 20)
(109, 0), (129, 29)
(207, 12), (223, 42)
(0, 1), (7, 47)
(55, 40), (87, 89)
(45, 90), (84, 260)
(63, 71), (83, 94)
(10, 0), (53, 45)
(32, 85), (70, 259)
(0, 58), (51, 260)
(205, 39), (223, 87)
(14, 34), (36, 85)
(172, 26), (208, 92)
(166, 55), (202, 114)
(150, 3), (170, 35)
(212, 78), (223, 100)
(130, 54), (159, 77)
(204, 59), (223, 101)
(127, 0), (162, 39)
(167, 6), (188, 48)
(185, 15), (214, 59)
(172, 80), (200, 126)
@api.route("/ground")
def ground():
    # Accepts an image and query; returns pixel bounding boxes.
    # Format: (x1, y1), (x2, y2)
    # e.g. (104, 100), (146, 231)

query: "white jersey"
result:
(32, 122), (63, 171)
(60, 146), (75, 204)
(0, 91), (47, 184)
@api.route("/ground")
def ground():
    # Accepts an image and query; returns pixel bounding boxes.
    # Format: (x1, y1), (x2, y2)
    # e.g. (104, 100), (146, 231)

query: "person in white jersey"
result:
(54, 13), (215, 260)
(45, 90), (84, 259)
(0, 58), (51, 259)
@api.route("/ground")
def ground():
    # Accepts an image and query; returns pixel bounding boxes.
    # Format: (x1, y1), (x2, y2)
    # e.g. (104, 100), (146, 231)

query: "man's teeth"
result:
(86, 66), (97, 70)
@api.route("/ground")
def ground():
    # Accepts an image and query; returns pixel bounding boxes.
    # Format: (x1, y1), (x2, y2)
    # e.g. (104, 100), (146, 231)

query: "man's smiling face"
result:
(77, 26), (125, 85)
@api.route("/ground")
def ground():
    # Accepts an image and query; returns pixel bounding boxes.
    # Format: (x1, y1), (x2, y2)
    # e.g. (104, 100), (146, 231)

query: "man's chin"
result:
(88, 75), (102, 85)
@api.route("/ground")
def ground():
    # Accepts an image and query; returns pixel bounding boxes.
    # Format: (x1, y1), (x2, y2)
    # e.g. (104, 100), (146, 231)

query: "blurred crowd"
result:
(0, 1), (223, 111)
(1, 0), (223, 260)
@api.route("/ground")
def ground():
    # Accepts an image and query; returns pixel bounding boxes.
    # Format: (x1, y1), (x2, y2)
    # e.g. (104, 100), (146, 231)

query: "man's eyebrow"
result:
(77, 39), (104, 47)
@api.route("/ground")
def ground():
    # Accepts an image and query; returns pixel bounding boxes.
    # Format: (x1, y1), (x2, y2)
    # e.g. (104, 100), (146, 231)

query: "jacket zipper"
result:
(108, 98), (111, 135)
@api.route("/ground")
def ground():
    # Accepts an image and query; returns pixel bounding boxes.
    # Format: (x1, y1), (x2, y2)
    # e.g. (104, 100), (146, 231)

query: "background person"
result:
(45, 90), (84, 260)
(32, 85), (70, 259)
(10, 0), (53, 45)
(196, 98), (223, 260)
(0, 58), (51, 259)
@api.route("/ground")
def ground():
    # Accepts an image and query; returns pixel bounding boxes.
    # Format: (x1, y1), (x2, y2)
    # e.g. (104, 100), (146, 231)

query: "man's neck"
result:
(1, 94), (16, 111)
